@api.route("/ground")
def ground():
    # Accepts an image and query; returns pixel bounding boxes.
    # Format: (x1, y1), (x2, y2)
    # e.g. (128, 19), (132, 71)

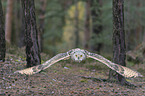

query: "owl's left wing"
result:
(14, 52), (70, 75)
(86, 51), (143, 78)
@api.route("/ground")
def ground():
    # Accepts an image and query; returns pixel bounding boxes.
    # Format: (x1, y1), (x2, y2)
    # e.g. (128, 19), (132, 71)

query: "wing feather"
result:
(14, 53), (70, 75)
(86, 51), (143, 78)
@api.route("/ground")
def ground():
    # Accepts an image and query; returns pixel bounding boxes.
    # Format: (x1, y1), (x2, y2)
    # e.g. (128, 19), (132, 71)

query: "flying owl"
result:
(14, 48), (143, 78)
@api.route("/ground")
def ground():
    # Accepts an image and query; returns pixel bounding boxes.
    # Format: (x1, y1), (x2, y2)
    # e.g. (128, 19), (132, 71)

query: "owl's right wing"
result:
(14, 52), (70, 75)
(86, 51), (143, 78)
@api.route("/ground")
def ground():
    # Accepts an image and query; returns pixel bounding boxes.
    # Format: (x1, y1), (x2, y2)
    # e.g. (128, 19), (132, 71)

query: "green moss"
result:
(80, 79), (88, 83)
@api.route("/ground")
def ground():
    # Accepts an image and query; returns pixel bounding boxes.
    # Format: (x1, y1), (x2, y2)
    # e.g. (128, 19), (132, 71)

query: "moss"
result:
(80, 79), (88, 83)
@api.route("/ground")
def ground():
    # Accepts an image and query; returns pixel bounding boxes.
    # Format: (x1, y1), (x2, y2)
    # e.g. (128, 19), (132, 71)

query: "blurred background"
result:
(2, 0), (145, 57)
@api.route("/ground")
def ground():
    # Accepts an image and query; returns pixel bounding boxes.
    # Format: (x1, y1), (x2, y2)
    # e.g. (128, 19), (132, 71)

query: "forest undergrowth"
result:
(0, 48), (145, 95)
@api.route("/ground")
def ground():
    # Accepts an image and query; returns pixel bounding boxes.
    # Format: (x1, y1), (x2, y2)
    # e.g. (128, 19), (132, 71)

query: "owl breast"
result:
(70, 51), (87, 62)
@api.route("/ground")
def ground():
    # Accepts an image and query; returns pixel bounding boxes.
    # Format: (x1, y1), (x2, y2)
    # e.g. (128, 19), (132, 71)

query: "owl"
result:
(14, 48), (143, 78)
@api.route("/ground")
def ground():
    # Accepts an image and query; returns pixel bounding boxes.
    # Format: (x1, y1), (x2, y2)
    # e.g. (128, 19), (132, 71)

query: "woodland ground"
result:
(0, 48), (145, 96)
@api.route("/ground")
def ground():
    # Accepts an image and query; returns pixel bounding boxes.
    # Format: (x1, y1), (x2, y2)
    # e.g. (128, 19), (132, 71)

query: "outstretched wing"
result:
(86, 51), (143, 78)
(14, 52), (70, 75)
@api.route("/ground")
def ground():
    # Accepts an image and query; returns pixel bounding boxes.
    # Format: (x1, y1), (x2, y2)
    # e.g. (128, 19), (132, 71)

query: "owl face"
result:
(70, 49), (87, 62)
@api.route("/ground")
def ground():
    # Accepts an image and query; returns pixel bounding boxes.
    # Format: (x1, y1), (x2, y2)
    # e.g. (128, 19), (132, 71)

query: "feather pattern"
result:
(14, 53), (70, 75)
(14, 48), (143, 78)
(86, 51), (143, 78)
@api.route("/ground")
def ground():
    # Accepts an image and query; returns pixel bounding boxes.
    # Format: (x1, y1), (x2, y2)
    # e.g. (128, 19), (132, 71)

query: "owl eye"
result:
(80, 55), (82, 57)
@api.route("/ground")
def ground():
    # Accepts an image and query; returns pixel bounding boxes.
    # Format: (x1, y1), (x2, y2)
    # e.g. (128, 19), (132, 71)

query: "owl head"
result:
(70, 48), (87, 62)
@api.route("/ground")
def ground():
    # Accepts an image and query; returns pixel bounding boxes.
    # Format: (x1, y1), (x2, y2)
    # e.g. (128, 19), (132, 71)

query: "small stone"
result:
(64, 67), (69, 69)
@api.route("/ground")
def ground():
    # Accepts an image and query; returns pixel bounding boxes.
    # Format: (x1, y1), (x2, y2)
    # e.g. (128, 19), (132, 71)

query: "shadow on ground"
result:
(0, 53), (145, 95)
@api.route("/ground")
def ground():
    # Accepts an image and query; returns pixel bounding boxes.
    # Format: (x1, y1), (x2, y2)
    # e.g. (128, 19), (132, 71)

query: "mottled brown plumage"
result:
(14, 48), (143, 78)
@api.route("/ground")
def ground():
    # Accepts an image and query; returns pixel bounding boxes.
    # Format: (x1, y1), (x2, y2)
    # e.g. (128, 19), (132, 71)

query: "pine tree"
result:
(109, 0), (131, 85)
(5, 0), (14, 44)
(90, 0), (103, 53)
(0, 0), (6, 62)
(21, 0), (41, 67)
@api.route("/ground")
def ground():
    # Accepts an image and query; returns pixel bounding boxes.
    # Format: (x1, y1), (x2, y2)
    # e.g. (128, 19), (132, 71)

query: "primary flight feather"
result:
(14, 48), (143, 78)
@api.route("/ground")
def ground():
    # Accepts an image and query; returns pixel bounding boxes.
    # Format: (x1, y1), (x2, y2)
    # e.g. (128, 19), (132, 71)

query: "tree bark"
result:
(74, 0), (79, 48)
(12, 0), (25, 47)
(19, 5), (25, 48)
(0, 0), (6, 62)
(135, 1), (142, 46)
(90, 0), (103, 53)
(38, 0), (47, 52)
(84, 0), (91, 50)
(109, 0), (128, 85)
(21, 0), (41, 67)
(5, 0), (14, 44)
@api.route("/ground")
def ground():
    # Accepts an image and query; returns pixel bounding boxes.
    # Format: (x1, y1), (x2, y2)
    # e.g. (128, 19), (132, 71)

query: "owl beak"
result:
(78, 60), (82, 63)
(78, 57), (81, 63)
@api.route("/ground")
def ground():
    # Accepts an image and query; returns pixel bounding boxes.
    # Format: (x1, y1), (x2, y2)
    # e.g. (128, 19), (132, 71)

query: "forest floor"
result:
(1, 48), (145, 96)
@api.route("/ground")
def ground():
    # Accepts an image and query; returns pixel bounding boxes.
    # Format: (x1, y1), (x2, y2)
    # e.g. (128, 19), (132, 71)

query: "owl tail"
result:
(120, 65), (143, 78)
(14, 65), (42, 75)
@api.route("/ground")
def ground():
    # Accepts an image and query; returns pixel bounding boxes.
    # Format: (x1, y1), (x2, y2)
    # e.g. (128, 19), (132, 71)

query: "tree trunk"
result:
(74, 0), (79, 48)
(143, 33), (145, 63)
(18, 13), (25, 47)
(12, 0), (25, 47)
(135, 1), (142, 46)
(84, 0), (91, 50)
(90, 0), (103, 53)
(21, 0), (41, 67)
(61, 0), (73, 10)
(38, 0), (47, 52)
(0, 0), (6, 62)
(109, 0), (128, 85)
(5, 0), (14, 44)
